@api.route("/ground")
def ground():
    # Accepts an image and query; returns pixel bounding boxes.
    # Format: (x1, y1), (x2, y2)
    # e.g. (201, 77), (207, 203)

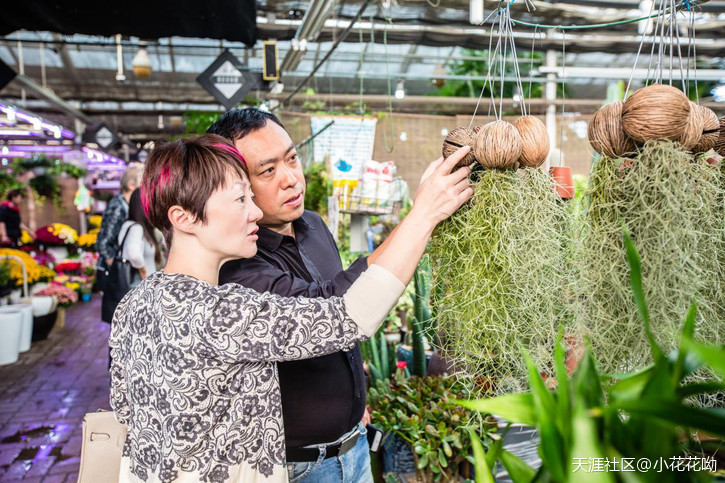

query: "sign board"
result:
(82, 123), (119, 151)
(263, 41), (279, 81)
(197, 49), (262, 111)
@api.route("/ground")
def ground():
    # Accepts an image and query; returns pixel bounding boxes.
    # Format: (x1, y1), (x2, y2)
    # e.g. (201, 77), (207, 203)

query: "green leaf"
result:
(682, 339), (725, 380)
(573, 348), (604, 409)
(368, 362), (383, 385)
(554, 328), (571, 444)
(469, 430), (494, 483)
(455, 394), (538, 427)
(676, 382), (725, 398)
(673, 302), (698, 384)
(499, 449), (536, 483)
(623, 229), (663, 361)
(438, 448), (448, 468)
(442, 440), (453, 458)
(524, 351), (565, 481)
(608, 366), (654, 402)
(379, 332), (390, 378)
(610, 400), (725, 438)
(417, 453), (429, 469)
(569, 404), (613, 483)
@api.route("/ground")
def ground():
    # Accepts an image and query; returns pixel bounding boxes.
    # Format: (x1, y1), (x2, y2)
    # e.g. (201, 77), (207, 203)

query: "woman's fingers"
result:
(419, 156), (445, 184)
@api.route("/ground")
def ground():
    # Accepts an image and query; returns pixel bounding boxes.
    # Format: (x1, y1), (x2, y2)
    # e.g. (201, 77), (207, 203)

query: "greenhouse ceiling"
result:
(0, 0), (723, 143)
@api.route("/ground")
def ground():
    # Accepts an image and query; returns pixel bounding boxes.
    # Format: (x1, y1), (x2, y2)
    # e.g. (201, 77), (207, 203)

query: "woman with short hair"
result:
(110, 134), (473, 482)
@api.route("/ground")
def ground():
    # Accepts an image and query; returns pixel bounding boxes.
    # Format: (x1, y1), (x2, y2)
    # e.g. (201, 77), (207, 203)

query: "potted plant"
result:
(462, 233), (725, 482)
(34, 282), (78, 329)
(369, 374), (497, 482)
(0, 260), (12, 298)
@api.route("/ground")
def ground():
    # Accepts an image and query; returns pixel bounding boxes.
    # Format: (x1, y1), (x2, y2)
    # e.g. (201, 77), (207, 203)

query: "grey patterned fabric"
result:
(109, 271), (366, 482)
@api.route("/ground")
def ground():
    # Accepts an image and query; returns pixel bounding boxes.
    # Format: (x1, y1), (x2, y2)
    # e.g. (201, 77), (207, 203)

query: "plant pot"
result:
(0, 305), (33, 352)
(81, 292), (91, 302)
(0, 309), (23, 365)
(32, 310), (57, 341)
(550, 166), (575, 199)
(45, 246), (69, 262)
(30, 295), (57, 316)
(56, 307), (66, 328)
(384, 330), (402, 345)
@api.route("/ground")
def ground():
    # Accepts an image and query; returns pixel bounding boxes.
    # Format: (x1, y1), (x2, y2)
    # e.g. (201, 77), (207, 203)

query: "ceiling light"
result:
(470, 0), (484, 25)
(132, 45), (152, 78)
(395, 80), (405, 100)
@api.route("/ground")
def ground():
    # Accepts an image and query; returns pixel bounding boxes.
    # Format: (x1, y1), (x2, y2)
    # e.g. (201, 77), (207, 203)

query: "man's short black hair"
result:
(206, 108), (285, 142)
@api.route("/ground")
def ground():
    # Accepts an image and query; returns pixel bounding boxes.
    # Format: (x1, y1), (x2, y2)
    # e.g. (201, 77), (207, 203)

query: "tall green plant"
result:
(460, 231), (725, 482)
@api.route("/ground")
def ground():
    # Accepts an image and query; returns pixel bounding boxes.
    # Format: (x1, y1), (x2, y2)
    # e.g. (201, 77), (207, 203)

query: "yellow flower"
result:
(88, 215), (102, 229)
(20, 230), (34, 245)
(49, 223), (78, 244)
(78, 233), (97, 249)
(0, 248), (41, 286)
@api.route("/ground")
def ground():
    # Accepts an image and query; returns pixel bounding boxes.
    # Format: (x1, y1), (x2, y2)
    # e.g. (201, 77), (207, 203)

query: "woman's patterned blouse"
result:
(109, 271), (364, 482)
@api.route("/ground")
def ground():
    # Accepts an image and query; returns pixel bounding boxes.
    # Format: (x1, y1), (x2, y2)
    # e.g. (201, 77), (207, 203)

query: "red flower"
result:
(396, 361), (407, 370)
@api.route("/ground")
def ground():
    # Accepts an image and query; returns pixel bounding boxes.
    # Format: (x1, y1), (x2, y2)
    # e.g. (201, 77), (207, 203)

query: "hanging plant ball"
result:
(472, 124), (484, 135)
(677, 101), (706, 151)
(621, 83), (691, 144)
(442, 127), (476, 168)
(513, 116), (549, 168)
(690, 104), (720, 154)
(717, 117), (725, 156)
(588, 101), (638, 159)
(473, 121), (522, 170)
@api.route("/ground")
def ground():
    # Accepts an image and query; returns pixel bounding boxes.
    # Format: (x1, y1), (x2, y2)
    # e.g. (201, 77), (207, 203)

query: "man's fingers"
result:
(438, 146), (470, 175)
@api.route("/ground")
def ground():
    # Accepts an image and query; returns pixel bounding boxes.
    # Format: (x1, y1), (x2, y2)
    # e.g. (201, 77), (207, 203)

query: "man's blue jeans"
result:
(286, 422), (374, 483)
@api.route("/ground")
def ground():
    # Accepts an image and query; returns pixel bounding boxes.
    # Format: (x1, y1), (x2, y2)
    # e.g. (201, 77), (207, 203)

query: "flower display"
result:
(35, 282), (78, 307)
(37, 265), (57, 283)
(88, 215), (102, 229)
(78, 232), (97, 250)
(55, 261), (82, 273)
(20, 230), (34, 245)
(35, 223), (78, 246)
(0, 248), (43, 286)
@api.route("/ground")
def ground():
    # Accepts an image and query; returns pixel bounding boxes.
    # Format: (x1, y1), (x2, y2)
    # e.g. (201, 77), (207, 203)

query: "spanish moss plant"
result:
(574, 141), (725, 377)
(429, 168), (572, 397)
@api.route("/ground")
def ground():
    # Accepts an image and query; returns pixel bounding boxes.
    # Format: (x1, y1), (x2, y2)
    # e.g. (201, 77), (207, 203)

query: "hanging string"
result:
(558, 29), (567, 168)
(625, 0), (655, 98)
(527, 26), (538, 114)
(382, 20), (396, 153)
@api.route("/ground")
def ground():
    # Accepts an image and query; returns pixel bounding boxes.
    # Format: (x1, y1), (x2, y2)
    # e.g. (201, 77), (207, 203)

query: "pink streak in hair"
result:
(213, 143), (247, 167)
(142, 165), (173, 218)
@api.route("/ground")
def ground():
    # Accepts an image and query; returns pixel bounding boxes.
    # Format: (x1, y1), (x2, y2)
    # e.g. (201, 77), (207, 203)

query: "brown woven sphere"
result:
(621, 83), (691, 143)
(513, 116), (549, 168)
(472, 124), (484, 135)
(716, 117), (725, 156)
(588, 101), (639, 158)
(677, 102), (705, 150)
(473, 121), (522, 170)
(690, 104), (720, 154)
(442, 127), (476, 167)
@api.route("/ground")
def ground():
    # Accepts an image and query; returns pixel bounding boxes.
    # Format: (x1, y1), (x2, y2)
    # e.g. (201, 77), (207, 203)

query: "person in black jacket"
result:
(208, 109), (409, 482)
(0, 189), (32, 246)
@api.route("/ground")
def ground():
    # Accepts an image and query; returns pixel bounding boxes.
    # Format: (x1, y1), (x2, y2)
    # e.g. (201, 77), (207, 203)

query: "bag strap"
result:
(115, 223), (137, 259)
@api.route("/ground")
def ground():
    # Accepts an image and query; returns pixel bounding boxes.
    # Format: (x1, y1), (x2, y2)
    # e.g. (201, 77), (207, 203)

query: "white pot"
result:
(0, 305), (33, 352)
(46, 246), (69, 263)
(30, 295), (57, 317)
(8, 289), (21, 304)
(0, 310), (22, 365)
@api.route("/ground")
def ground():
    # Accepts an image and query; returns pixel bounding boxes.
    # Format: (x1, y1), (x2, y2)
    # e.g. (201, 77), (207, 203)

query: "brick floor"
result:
(0, 295), (110, 482)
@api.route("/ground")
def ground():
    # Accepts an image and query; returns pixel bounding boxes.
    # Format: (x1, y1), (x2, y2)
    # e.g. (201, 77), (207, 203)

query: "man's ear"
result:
(167, 205), (197, 235)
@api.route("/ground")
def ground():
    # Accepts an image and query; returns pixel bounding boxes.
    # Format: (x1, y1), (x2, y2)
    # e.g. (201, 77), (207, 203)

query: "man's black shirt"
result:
(219, 210), (368, 448)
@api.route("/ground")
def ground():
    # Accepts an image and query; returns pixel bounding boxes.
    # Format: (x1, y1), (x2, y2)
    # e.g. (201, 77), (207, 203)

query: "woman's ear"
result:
(167, 205), (197, 235)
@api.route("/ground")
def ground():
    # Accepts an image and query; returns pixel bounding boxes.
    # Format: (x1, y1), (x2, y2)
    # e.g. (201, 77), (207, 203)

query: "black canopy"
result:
(0, 0), (258, 46)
